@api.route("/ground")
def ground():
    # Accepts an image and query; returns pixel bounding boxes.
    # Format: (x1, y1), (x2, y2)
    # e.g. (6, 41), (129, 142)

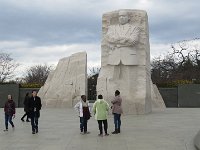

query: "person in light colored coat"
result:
(93, 95), (109, 136)
(74, 95), (91, 134)
(111, 90), (123, 134)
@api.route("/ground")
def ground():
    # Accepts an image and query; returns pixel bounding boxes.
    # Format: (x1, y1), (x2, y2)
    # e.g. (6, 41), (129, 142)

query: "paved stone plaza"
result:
(0, 108), (200, 150)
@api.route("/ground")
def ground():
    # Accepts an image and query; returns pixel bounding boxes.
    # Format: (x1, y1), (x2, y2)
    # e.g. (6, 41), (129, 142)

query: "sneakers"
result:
(32, 128), (38, 134)
(21, 118), (25, 122)
(26, 120), (30, 122)
(3, 129), (8, 132)
(112, 131), (118, 134)
(118, 128), (120, 133)
(80, 131), (90, 135)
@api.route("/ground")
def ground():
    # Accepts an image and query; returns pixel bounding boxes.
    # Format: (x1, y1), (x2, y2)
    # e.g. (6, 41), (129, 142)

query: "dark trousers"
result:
(21, 112), (29, 121)
(98, 120), (108, 134)
(80, 117), (87, 133)
(114, 113), (121, 129)
(31, 112), (39, 132)
(5, 114), (14, 129)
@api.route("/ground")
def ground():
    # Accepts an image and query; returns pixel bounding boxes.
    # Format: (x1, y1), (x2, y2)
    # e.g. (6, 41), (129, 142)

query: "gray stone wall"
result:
(0, 84), (19, 108)
(159, 88), (178, 107)
(0, 84), (39, 108)
(159, 84), (200, 108)
(1, 84), (200, 108)
(178, 84), (200, 107)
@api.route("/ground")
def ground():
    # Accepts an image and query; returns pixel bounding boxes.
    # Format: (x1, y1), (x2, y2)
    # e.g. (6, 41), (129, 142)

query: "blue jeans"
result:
(80, 117), (87, 133)
(114, 113), (121, 129)
(31, 112), (39, 132)
(5, 114), (14, 129)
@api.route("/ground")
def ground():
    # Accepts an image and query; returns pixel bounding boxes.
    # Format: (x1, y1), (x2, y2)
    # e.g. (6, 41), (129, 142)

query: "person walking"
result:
(74, 95), (91, 134)
(4, 94), (16, 131)
(28, 90), (42, 134)
(93, 95), (109, 137)
(111, 90), (123, 134)
(21, 92), (30, 122)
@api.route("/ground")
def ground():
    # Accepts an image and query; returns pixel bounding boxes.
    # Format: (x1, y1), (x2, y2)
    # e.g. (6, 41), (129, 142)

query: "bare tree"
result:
(23, 64), (53, 84)
(151, 39), (200, 85)
(151, 54), (177, 83)
(87, 67), (101, 100)
(0, 52), (19, 83)
(88, 67), (101, 77)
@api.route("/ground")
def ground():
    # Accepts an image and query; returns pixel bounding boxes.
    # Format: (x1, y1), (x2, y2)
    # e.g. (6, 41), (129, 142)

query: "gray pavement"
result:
(0, 108), (200, 150)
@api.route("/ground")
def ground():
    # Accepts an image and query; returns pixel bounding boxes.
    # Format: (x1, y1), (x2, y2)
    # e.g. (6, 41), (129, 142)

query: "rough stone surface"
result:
(0, 108), (198, 150)
(38, 52), (87, 107)
(97, 9), (152, 114)
(194, 130), (200, 150)
(151, 82), (166, 111)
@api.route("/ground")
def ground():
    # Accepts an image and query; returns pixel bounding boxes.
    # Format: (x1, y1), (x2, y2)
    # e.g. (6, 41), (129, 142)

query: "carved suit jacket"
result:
(105, 23), (140, 65)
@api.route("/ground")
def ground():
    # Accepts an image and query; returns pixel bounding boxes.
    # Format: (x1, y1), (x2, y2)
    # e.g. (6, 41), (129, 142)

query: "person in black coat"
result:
(28, 90), (42, 134)
(21, 92), (30, 122)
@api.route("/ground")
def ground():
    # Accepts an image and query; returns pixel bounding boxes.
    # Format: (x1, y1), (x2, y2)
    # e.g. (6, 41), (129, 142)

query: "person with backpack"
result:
(4, 94), (16, 131)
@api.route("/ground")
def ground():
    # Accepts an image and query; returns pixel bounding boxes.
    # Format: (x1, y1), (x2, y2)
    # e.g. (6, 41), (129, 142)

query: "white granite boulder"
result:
(151, 82), (166, 111)
(194, 130), (200, 150)
(97, 9), (152, 114)
(38, 52), (87, 108)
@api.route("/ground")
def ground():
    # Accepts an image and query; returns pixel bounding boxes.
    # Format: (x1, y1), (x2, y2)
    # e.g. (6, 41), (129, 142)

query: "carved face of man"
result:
(119, 11), (129, 25)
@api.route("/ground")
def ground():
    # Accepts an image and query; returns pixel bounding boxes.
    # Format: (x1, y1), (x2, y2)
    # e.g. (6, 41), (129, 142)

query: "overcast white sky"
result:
(0, 0), (200, 78)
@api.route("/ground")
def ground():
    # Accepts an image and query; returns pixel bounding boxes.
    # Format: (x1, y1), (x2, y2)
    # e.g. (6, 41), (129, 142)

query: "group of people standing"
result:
(4, 89), (122, 136)
(74, 90), (123, 136)
(3, 90), (42, 134)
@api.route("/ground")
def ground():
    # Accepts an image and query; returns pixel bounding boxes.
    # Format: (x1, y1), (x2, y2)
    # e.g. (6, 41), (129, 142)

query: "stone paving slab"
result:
(0, 108), (200, 150)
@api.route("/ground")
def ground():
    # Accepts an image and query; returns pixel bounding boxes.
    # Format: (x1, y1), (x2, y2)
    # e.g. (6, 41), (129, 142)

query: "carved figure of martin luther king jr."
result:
(104, 10), (140, 66)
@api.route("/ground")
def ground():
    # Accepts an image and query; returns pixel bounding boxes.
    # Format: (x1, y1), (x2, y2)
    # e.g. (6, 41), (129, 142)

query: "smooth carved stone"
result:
(97, 9), (152, 114)
(151, 82), (166, 111)
(38, 52), (87, 108)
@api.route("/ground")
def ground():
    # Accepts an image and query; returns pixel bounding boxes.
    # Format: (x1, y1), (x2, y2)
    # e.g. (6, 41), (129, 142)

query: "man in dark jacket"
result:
(21, 92), (30, 122)
(28, 90), (42, 134)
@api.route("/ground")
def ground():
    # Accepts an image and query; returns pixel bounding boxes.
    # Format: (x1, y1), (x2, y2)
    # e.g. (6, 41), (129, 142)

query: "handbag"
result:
(83, 106), (91, 120)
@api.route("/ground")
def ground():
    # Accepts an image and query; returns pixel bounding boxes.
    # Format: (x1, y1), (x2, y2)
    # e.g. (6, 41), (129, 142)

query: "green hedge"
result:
(156, 80), (193, 88)
(19, 83), (43, 88)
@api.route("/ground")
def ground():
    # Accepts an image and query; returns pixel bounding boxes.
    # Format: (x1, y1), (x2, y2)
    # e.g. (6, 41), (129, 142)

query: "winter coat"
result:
(23, 95), (30, 112)
(74, 100), (91, 119)
(28, 96), (42, 118)
(93, 99), (109, 120)
(111, 95), (123, 114)
(4, 99), (16, 115)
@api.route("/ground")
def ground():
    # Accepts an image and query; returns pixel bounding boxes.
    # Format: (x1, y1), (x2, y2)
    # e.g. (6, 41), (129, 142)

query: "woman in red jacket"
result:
(4, 94), (16, 131)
